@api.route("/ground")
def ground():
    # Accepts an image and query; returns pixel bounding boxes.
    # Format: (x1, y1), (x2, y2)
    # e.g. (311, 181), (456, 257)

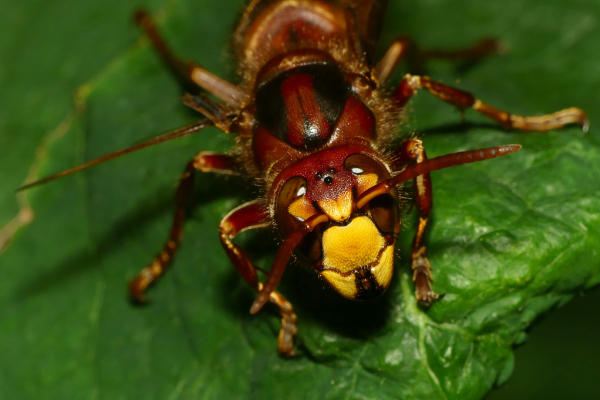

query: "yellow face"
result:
(285, 173), (397, 300)
(275, 151), (399, 301)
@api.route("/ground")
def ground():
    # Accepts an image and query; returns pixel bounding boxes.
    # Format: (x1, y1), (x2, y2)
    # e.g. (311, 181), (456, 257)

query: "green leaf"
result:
(1, 0), (599, 399)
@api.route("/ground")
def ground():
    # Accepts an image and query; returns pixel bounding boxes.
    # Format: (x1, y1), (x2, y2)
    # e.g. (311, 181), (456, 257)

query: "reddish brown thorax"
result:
(280, 73), (332, 147)
(251, 54), (379, 170)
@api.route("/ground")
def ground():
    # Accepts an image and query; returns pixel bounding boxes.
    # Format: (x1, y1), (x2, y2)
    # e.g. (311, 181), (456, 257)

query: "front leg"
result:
(219, 200), (298, 356)
(359, 143), (522, 305)
(393, 139), (439, 306)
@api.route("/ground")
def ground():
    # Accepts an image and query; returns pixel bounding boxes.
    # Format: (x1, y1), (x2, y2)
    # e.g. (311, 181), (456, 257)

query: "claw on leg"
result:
(412, 247), (440, 307)
(265, 286), (298, 356)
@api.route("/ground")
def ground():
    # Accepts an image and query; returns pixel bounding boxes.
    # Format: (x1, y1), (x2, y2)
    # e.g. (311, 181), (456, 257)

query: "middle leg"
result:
(374, 35), (587, 131)
(394, 74), (588, 131)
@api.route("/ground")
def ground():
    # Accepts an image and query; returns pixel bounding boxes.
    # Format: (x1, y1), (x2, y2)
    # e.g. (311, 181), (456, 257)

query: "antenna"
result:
(18, 119), (214, 192)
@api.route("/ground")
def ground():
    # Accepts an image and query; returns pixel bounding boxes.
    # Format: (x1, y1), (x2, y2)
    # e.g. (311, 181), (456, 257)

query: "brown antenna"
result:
(18, 119), (214, 192)
(356, 144), (522, 209)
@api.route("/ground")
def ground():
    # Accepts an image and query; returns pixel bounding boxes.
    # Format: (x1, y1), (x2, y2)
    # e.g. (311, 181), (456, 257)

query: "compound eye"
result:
(277, 177), (307, 225)
(277, 176), (318, 231)
(344, 154), (389, 178)
(276, 176), (322, 262)
(344, 154), (389, 195)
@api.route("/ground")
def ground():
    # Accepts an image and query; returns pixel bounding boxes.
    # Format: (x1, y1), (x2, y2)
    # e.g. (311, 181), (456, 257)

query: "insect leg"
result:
(135, 9), (244, 107)
(394, 139), (439, 306)
(374, 36), (411, 84)
(375, 37), (501, 84)
(357, 144), (522, 304)
(417, 38), (502, 60)
(218, 200), (299, 356)
(394, 74), (588, 131)
(129, 152), (239, 302)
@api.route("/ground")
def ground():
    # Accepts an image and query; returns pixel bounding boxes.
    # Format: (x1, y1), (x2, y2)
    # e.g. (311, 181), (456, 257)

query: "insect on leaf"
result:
(0, 0), (599, 399)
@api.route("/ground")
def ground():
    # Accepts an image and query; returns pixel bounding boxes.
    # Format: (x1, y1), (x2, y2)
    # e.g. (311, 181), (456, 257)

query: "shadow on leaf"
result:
(15, 173), (248, 302)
